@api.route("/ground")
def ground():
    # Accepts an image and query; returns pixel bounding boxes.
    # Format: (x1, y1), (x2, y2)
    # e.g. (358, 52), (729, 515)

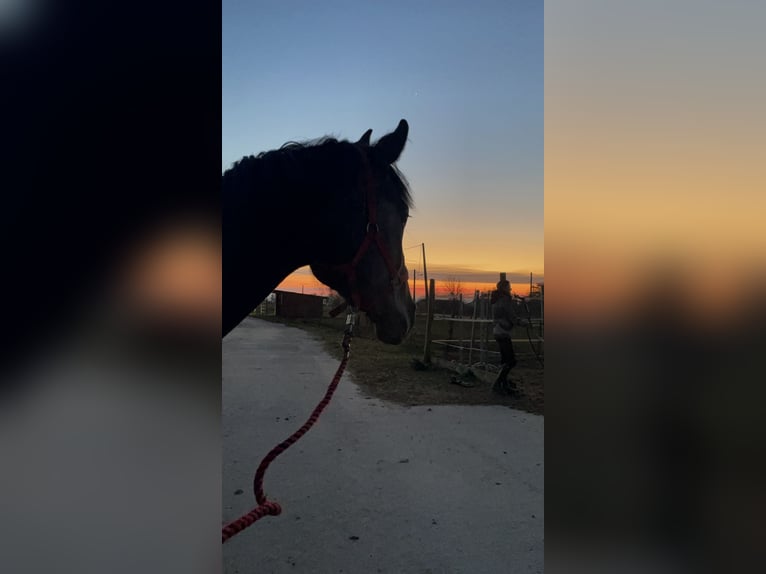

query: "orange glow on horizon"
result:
(274, 271), (540, 300)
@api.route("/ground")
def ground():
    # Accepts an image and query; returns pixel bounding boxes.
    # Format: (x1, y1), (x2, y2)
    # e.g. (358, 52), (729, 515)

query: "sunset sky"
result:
(222, 1), (543, 299)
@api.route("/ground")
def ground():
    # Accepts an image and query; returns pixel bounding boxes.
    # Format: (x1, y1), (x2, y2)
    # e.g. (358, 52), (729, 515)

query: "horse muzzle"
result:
(367, 285), (415, 345)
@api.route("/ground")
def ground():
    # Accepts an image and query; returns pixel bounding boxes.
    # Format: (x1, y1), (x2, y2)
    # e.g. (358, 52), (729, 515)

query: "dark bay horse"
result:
(223, 119), (415, 344)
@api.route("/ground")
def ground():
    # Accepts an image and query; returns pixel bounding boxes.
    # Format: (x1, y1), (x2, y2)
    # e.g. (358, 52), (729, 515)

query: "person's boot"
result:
(503, 379), (521, 397)
(492, 364), (512, 394)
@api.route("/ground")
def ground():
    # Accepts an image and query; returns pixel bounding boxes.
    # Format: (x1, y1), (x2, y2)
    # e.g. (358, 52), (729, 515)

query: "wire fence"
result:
(426, 289), (544, 375)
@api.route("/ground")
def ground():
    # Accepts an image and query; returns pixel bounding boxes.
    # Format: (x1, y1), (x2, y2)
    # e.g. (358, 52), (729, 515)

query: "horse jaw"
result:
(312, 264), (415, 345)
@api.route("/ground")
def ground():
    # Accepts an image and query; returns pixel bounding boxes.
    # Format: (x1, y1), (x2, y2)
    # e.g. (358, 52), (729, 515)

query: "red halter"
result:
(328, 154), (408, 317)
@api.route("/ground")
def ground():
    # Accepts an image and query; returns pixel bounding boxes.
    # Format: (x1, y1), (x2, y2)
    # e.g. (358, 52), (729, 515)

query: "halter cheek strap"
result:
(328, 155), (408, 317)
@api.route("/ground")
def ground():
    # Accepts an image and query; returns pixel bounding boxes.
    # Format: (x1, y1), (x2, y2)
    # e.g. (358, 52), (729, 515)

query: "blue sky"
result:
(223, 0), (543, 294)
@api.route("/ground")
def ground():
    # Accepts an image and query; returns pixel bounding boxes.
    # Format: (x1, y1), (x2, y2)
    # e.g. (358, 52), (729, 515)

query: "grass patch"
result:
(256, 314), (543, 416)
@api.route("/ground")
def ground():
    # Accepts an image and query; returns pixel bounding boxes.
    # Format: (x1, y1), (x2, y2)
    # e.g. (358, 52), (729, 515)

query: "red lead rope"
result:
(222, 313), (356, 543)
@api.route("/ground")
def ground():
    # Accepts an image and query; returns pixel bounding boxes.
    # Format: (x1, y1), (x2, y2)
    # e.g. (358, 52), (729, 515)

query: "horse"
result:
(222, 119), (416, 344)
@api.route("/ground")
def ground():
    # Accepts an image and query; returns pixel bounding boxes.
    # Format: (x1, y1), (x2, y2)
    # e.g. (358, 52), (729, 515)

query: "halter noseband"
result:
(328, 152), (408, 317)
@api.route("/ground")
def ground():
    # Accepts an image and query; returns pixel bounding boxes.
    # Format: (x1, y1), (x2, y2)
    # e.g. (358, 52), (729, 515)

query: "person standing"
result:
(491, 274), (522, 396)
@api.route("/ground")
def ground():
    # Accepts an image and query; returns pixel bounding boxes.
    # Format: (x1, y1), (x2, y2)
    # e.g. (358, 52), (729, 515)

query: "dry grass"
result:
(257, 313), (544, 416)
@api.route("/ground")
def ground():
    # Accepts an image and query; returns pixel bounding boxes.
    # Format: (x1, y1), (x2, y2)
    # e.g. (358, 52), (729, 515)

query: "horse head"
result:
(311, 119), (416, 344)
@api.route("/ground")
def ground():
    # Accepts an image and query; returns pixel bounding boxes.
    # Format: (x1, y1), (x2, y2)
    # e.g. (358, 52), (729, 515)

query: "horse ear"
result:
(356, 129), (373, 147)
(373, 119), (408, 164)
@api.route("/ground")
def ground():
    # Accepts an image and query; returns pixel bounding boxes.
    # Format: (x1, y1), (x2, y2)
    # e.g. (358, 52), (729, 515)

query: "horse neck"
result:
(222, 153), (343, 335)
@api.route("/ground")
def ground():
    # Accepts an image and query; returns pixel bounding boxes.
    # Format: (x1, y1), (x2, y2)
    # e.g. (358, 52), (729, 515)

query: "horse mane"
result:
(224, 136), (413, 214)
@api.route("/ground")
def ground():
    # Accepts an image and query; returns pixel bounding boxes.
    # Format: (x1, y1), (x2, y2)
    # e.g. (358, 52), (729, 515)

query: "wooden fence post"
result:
(422, 243), (429, 302)
(480, 291), (489, 364)
(422, 278), (436, 365)
(468, 289), (479, 365)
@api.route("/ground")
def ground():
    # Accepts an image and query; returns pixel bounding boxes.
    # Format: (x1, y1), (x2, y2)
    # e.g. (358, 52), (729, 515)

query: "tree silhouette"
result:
(443, 275), (463, 299)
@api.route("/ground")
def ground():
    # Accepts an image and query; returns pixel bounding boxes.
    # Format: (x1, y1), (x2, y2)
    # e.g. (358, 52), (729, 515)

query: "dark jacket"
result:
(492, 291), (516, 338)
